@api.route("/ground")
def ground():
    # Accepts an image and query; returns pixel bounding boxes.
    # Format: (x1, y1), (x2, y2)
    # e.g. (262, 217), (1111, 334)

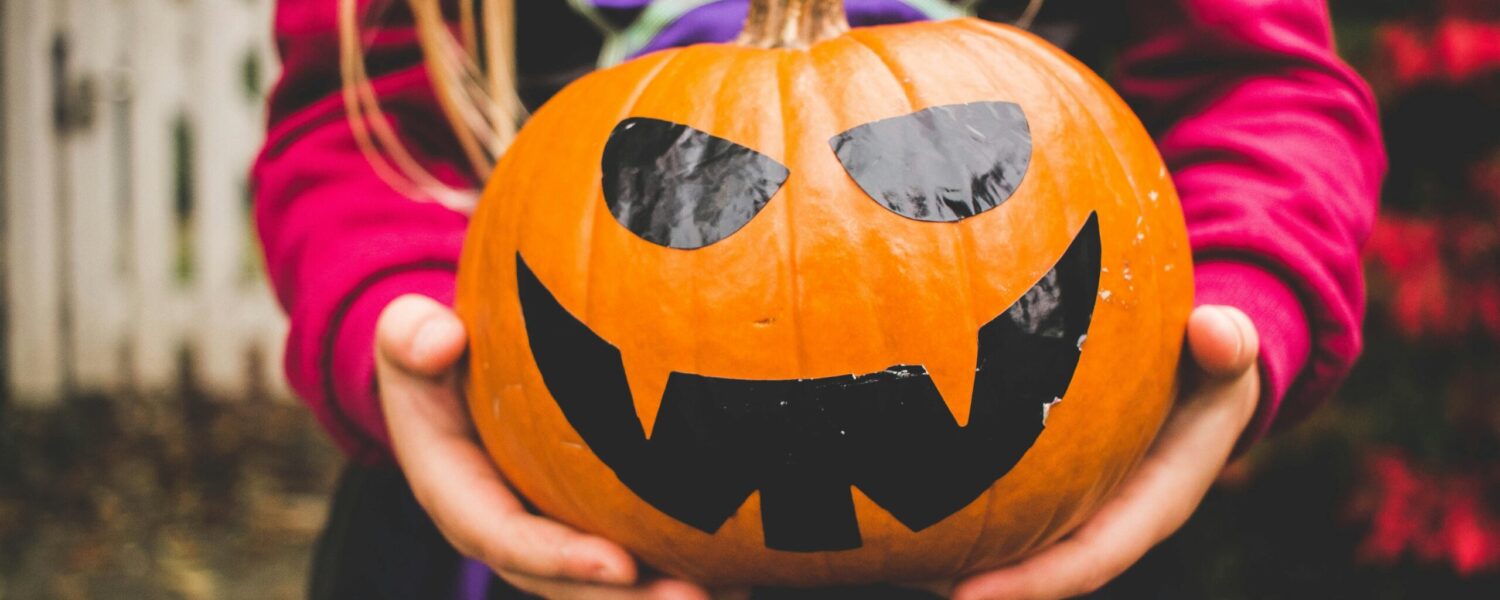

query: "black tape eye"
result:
(830, 101), (1032, 222)
(602, 118), (789, 249)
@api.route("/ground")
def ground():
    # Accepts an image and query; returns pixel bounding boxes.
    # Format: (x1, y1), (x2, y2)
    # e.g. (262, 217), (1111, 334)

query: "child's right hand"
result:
(375, 294), (712, 600)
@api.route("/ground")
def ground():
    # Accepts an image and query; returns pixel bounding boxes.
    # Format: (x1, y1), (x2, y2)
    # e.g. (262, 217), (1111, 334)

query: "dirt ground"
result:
(0, 395), (344, 600)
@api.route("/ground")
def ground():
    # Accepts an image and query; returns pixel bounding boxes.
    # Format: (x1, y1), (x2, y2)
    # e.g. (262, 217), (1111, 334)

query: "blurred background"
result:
(2, 0), (1498, 598)
(1, 0), (340, 598)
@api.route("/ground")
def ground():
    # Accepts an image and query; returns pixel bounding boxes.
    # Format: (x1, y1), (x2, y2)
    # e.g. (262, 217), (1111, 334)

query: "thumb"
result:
(1186, 305), (1259, 379)
(376, 294), (468, 378)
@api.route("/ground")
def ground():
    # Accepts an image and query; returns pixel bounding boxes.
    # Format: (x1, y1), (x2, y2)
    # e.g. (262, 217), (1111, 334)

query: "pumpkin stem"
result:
(738, 0), (850, 49)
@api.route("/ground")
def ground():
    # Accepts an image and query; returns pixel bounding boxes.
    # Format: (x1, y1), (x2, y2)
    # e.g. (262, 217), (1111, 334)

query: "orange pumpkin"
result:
(457, 0), (1192, 586)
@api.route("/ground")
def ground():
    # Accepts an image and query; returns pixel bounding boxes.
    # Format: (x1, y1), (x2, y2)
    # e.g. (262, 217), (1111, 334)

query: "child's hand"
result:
(375, 295), (712, 600)
(932, 305), (1262, 600)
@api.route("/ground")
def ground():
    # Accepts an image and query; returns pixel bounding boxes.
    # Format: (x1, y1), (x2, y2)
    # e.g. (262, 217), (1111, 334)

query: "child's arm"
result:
(253, 0), (471, 463)
(255, 5), (709, 596)
(1117, 0), (1386, 444)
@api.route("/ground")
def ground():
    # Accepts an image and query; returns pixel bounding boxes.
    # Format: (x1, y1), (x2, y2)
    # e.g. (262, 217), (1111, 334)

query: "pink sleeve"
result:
(1116, 0), (1386, 442)
(254, 0), (470, 463)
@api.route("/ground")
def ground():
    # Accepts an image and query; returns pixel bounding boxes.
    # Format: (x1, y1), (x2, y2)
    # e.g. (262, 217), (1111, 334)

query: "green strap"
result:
(571, 0), (725, 67)
(566, 0), (619, 35)
(575, 0), (979, 68)
(902, 0), (973, 20)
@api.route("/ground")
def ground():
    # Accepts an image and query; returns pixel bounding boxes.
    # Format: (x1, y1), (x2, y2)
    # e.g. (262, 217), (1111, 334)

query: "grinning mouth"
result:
(516, 213), (1101, 552)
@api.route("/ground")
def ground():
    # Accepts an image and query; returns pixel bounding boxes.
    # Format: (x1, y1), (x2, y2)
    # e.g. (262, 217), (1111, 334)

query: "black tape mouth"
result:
(515, 213), (1101, 552)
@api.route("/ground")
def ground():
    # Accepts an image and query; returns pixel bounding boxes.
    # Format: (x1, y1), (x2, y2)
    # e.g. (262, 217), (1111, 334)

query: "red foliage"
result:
(1365, 10), (1500, 338)
(1442, 478), (1500, 574)
(1376, 18), (1500, 90)
(1353, 451), (1500, 575)
(1366, 216), (1500, 340)
(1344, 2), (1500, 585)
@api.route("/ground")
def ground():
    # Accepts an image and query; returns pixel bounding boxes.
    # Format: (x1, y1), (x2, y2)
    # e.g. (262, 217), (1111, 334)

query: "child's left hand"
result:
(913, 305), (1261, 600)
(376, 295), (713, 599)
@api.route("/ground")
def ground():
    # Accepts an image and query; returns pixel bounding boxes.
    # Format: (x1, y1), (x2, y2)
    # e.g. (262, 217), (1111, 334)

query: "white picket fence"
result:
(2, 0), (290, 405)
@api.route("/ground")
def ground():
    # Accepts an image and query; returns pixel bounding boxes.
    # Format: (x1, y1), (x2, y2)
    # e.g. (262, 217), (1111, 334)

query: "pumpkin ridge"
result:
(986, 22), (1187, 550)
(934, 21), (1017, 105)
(955, 482), (993, 574)
(958, 20), (1131, 245)
(944, 18), (1136, 561)
(773, 48), (811, 380)
(582, 47), (692, 322)
(685, 48), (759, 382)
(926, 29), (1043, 208)
(581, 47), (691, 335)
(565, 49), (686, 545)
(834, 30), (941, 391)
(843, 29), (923, 114)
(850, 26), (995, 425)
(929, 25), (1041, 373)
(969, 20), (1147, 220)
(990, 25), (1172, 390)
(942, 73), (1012, 558)
(806, 36), (904, 385)
(912, 30), (1008, 357)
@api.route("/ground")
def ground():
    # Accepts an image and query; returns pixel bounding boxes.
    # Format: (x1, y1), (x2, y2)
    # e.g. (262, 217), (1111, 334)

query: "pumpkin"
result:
(456, 0), (1192, 586)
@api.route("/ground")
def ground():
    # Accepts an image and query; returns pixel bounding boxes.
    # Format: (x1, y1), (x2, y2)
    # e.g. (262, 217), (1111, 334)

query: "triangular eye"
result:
(830, 101), (1032, 223)
(603, 117), (789, 249)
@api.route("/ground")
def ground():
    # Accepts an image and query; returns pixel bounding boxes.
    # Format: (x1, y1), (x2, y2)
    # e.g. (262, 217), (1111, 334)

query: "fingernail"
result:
(586, 561), (616, 582)
(1225, 307), (1249, 364)
(411, 320), (442, 362)
(1206, 305), (1244, 364)
(561, 541), (628, 583)
(412, 317), (457, 362)
(592, 558), (631, 583)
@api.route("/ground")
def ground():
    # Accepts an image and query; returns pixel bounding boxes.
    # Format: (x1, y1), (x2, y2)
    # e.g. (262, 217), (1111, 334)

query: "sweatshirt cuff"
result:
(329, 267), (457, 464)
(1192, 260), (1312, 447)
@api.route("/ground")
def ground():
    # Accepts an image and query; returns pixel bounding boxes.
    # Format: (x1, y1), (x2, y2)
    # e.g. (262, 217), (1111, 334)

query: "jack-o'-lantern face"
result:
(457, 18), (1192, 587)
(518, 101), (1099, 554)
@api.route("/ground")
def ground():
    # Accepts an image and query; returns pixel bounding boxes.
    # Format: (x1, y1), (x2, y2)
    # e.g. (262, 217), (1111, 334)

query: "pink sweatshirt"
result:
(254, 0), (1385, 464)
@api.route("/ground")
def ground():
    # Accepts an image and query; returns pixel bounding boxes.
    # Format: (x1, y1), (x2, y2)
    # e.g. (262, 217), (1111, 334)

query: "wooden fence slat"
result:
(124, 0), (187, 394)
(62, 0), (129, 393)
(3, 0), (66, 404)
(190, 0), (246, 396)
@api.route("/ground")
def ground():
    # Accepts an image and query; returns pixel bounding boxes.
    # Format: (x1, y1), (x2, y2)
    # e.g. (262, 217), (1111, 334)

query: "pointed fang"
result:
(621, 354), (672, 439)
(926, 340), (980, 428)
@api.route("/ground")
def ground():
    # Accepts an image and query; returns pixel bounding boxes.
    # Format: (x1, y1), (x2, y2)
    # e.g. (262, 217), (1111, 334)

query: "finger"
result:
(1186, 305), (1259, 378)
(377, 336), (637, 584)
(500, 572), (711, 600)
(376, 294), (468, 377)
(953, 367), (1258, 600)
